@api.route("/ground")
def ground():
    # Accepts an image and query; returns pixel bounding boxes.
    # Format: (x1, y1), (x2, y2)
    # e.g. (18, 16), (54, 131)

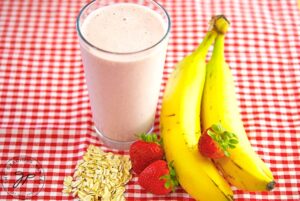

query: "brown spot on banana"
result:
(209, 178), (234, 201)
(214, 160), (235, 180)
(214, 162), (248, 191)
(230, 159), (243, 170)
(160, 125), (165, 134)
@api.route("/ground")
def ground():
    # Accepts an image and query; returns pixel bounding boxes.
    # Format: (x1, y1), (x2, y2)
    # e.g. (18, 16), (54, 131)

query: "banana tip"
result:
(267, 180), (276, 191)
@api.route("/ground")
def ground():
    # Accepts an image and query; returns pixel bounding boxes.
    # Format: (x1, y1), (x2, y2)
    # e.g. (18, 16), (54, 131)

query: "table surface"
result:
(1, 0), (300, 200)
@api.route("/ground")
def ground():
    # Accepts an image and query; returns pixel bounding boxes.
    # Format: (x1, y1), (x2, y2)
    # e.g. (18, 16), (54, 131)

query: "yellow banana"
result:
(160, 16), (233, 201)
(201, 33), (275, 191)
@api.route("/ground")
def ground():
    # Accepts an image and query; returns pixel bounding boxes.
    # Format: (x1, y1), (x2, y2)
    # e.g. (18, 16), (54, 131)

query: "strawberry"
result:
(138, 160), (178, 195)
(198, 123), (238, 158)
(129, 133), (164, 174)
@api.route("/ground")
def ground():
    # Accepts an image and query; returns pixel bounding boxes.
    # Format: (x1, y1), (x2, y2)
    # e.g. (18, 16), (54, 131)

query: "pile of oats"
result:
(63, 145), (132, 201)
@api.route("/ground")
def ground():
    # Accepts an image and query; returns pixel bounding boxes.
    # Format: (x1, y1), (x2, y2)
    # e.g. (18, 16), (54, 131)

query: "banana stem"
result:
(192, 30), (218, 60)
(192, 15), (229, 60)
(211, 34), (225, 61)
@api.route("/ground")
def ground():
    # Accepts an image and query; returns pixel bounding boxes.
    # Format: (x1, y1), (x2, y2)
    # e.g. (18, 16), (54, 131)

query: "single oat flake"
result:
(63, 145), (132, 201)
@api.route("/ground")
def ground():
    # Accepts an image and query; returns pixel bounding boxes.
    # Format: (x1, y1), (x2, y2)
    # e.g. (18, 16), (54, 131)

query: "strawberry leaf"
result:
(159, 161), (179, 192)
(207, 130), (217, 141)
(165, 180), (171, 189)
(229, 139), (238, 144)
(208, 123), (239, 157)
(139, 133), (162, 145)
(211, 123), (223, 133)
(224, 150), (230, 157)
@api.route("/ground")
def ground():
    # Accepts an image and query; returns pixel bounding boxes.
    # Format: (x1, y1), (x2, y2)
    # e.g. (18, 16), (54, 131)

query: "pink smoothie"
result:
(78, 3), (169, 144)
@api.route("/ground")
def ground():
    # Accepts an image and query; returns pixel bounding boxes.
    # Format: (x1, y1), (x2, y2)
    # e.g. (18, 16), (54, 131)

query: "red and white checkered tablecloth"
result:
(1, 0), (300, 200)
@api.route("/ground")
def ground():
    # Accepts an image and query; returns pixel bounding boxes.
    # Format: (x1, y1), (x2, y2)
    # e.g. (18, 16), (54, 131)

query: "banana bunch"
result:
(160, 16), (233, 201)
(160, 15), (275, 201)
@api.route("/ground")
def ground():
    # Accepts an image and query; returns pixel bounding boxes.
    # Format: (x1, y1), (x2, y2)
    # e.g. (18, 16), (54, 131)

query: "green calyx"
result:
(208, 123), (239, 157)
(160, 161), (179, 192)
(139, 133), (162, 145)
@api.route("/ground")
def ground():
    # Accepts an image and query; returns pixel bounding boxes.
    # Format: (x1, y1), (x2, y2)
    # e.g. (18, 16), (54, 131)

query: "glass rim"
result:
(76, 0), (171, 55)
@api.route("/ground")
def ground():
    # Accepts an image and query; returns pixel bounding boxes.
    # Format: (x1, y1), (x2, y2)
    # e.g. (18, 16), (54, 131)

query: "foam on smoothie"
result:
(81, 3), (166, 53)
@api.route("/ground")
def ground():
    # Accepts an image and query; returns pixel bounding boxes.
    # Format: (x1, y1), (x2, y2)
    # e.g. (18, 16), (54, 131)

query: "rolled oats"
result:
(63, 145), (132, 201)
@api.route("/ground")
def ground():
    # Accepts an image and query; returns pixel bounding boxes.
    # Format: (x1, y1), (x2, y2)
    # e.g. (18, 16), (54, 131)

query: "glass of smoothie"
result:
(76, 0), (171, 149)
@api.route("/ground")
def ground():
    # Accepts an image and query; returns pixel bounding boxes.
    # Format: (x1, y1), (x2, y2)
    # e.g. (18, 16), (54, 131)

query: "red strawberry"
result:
(138, 160), (178, 195)
(129, 133), (164, 174)
(198, 123), (239, 159)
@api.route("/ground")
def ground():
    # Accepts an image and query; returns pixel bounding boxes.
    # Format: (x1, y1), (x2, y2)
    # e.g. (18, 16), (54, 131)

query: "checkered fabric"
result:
(1, 0), (300, 200)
